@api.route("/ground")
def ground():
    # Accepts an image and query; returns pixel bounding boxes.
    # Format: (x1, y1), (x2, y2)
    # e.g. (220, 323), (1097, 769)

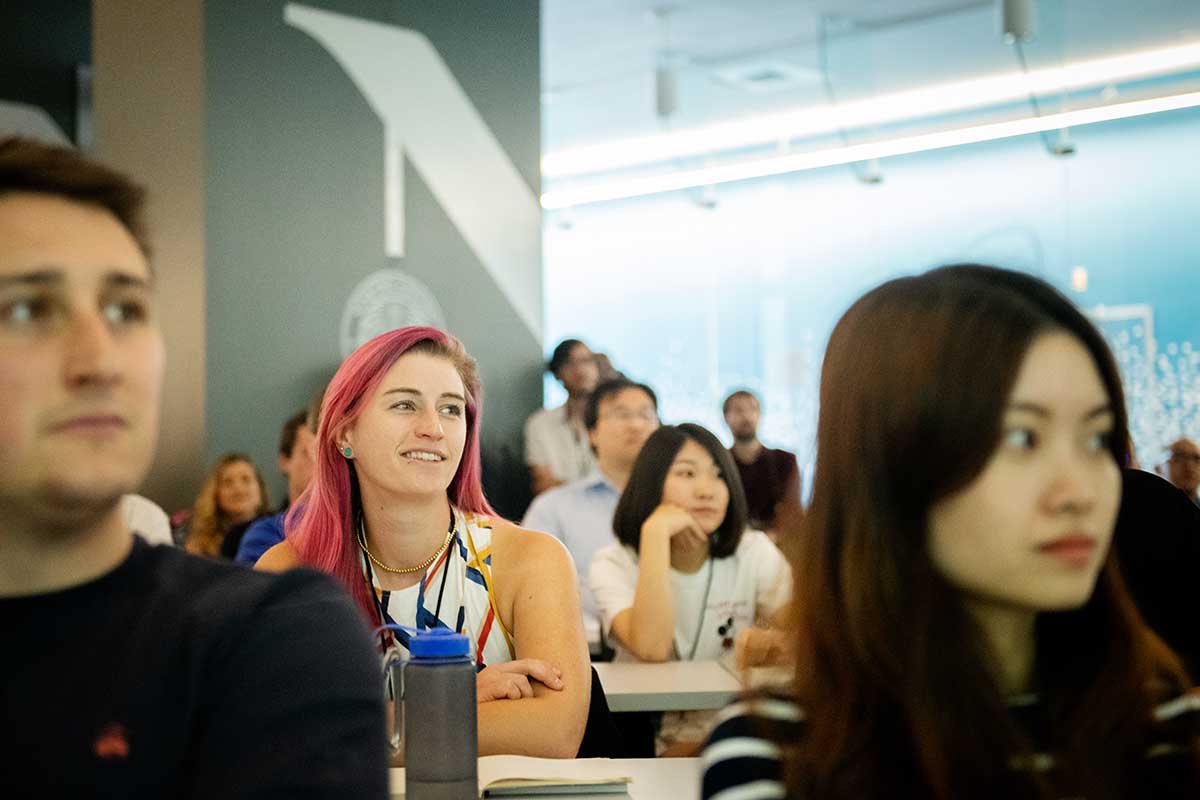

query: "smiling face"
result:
(0, 192), (163, 518)
(927, 332), (1121, 616)
(216, 460), (263, 522)
(341, 351), (468, 502)
(660, 438), (731, 535)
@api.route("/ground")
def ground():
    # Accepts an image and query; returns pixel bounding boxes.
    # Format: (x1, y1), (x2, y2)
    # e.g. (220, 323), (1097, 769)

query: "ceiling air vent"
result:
(711, 60), (819, 94)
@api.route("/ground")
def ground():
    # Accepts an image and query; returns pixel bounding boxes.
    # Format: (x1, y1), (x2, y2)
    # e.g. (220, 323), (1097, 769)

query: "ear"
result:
(277, 453), (290, 475)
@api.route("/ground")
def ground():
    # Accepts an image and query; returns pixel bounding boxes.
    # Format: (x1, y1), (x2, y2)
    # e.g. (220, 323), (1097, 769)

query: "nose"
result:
(1043, 448), (1101, 516)
(415, 406), (445, 439)
(695, 476), (718, 500)
(62, 309), (121, 391)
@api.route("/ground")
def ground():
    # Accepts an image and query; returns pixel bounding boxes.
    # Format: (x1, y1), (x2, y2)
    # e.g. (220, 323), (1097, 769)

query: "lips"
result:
(1036, 534), (1098, 568)
(401, 450), (446, 463)
(50, 415), (129, 434)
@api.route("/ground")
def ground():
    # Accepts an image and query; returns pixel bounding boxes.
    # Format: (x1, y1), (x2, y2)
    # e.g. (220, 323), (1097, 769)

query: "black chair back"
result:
(576, 666), (657, 758)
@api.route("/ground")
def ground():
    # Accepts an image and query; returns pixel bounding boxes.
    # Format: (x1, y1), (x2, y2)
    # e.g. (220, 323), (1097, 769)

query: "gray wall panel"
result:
(205, 0), (541, 514)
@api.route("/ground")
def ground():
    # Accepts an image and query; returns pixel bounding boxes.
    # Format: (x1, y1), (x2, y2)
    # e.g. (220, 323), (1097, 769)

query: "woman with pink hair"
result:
(258, 327), (589, 759)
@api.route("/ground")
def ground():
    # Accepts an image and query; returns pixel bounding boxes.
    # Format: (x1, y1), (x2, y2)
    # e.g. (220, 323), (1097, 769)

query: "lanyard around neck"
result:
(364, 510), (457, 650)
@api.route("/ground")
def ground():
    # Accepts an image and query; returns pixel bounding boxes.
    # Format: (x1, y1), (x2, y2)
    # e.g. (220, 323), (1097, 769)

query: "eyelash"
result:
(390, 400), (464, 416)
(103, 299), (149, 324)
(0, 295), (149, 327)
(1, 296), (54, 325)
(673, 468), (723, 480)
(1002, 427), (1113, 452)
(1004, 428), (1038, 450)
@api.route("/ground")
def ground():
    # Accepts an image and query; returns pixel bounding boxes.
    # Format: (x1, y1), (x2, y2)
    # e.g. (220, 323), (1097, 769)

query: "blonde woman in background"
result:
(184, 453), (269, 557)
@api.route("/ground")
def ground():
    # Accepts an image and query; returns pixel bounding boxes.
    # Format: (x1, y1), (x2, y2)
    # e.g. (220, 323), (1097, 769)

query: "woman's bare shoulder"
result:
(254, 539), (304, 572)
(488, 518), (570, 564)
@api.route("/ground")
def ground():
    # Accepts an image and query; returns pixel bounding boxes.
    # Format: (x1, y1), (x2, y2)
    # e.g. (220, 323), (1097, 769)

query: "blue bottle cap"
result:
(408, 627), (471, 658)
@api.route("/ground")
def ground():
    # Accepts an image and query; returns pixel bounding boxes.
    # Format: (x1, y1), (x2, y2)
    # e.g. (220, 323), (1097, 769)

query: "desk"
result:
(389, 756), (700, 799)
(594, 660), (742, 713)
(723, 663), (793, 692)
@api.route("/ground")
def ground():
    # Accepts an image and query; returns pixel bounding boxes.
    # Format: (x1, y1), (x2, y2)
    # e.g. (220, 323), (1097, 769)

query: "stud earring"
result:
(341, 445), (354, 459)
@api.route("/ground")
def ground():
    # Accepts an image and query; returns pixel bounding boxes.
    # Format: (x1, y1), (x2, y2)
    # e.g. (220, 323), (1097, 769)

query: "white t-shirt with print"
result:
(588, 529), (791, 663)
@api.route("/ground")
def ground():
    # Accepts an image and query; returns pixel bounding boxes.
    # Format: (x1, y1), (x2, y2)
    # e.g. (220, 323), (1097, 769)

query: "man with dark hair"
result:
(0, 138), (386, 797)
(722, 389), (802, 539)
(1165, 437), (1200, 506)
(524, 337), (600, 495)
(277, 408), (310, 497)
(523, 378), (658, 651)
(218, 410), (311, 560)
(235, 394), (321, 565)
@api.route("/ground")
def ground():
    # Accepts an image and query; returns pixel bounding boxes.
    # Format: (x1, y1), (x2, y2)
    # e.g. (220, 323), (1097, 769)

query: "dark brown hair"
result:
(785, 264), (1187, 799)
(278, 409), (309, 457)
(548, 338), (588, 375)
(722, 388), (759, 415)
(0, 137), (150, 257)
(584, 378), (659, 431)
(612, 423), (748, 559)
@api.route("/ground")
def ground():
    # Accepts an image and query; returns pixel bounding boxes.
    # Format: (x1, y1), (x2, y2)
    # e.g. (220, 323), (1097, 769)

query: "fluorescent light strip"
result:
(540, 90), (1200, 209)
(542, 41), (1200, 179)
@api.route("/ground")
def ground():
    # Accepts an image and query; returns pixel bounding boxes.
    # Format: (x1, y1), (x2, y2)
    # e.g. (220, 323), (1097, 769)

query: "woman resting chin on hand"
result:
(589, 423), (792, 755)
(257, 327), (589, 762)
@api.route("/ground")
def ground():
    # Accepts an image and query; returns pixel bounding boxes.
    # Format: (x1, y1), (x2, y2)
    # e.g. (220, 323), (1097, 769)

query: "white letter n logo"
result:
(284, 3), (542, 340)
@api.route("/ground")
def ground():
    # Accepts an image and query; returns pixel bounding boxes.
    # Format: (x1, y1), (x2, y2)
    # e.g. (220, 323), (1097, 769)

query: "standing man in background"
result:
(525, 338), (600, 495)
(722, 389), (802, 540)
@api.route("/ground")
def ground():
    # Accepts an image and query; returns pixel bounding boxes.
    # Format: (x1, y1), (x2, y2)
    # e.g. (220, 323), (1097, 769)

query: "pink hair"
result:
(285, 326), (497, 623)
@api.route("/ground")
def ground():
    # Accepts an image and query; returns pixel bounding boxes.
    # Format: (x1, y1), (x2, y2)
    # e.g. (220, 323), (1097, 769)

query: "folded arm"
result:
(481, 523), (590, 758)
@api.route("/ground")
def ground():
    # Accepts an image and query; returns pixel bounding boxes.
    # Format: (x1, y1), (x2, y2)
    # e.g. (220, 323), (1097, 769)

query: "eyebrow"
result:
(671, 457), (716, 468)
(382, 387), (467, 403)
(0, 268), (154, 290)
(1006, 401), (1114, 421)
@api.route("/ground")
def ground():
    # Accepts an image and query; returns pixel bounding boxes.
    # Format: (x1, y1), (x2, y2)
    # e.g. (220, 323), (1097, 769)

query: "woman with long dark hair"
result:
(257, 327), (589, 760)
(701, 265), (1199, 799)
(590, 423), (791, 753)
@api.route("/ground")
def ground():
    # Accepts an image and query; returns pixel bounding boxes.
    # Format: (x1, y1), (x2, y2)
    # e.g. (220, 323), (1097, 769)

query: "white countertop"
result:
(593, 660), (743, 713)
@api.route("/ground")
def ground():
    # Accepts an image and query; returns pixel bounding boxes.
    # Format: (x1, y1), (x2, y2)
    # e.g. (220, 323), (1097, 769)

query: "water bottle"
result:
(403, 627), (478, 800)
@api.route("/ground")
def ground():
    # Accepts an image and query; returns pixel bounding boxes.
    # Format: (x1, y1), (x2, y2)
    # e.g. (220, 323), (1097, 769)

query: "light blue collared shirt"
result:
(521, 468), (621, 620)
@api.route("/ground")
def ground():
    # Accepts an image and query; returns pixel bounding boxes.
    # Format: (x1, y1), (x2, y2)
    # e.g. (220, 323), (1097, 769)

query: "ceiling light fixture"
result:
(541, 40), (1200, 179)
(540, 89), (1200, 209)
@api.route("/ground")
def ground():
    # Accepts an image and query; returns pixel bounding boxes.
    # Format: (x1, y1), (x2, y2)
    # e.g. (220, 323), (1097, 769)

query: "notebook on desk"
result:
(389, 755), (632, 797)
(483, 776), (630, 796)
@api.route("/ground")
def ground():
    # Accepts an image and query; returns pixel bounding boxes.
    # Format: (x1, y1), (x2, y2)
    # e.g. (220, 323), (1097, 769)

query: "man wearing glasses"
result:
(523, 378), (659, 652)
(0, 138), (386, 797)
(1166, 437), (1200, 506)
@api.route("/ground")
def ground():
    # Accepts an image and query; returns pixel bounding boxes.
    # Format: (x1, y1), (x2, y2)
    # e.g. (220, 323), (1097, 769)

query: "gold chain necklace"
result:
(357, 519), (455, 575)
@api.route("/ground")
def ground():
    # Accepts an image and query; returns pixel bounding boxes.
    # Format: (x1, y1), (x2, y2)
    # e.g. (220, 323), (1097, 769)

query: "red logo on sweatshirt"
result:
(93, 724), (130, 759)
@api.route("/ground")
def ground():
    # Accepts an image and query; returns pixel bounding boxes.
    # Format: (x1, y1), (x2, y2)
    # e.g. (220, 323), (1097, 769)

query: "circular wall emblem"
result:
(339, 269), (447, 358)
